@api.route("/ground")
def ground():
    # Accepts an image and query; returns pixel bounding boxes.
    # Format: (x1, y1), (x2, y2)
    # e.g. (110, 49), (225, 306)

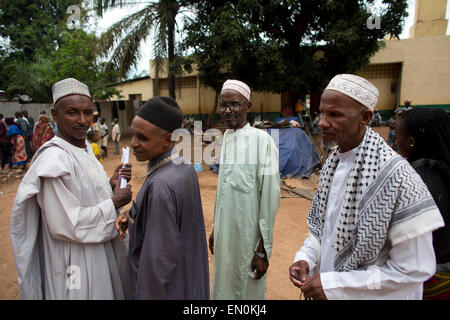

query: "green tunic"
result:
(212, 123), (280, 299)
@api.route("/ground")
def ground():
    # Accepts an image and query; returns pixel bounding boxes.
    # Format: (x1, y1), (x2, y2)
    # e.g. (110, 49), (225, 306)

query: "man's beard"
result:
(224, 114), (242, 129)
(321, 137), (337, 149)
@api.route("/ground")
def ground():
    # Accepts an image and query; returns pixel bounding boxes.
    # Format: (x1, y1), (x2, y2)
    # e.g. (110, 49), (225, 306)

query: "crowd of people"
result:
(0, 111), (55, 172)
(0, 109), (122, 173)
(7, 74), (449, 300)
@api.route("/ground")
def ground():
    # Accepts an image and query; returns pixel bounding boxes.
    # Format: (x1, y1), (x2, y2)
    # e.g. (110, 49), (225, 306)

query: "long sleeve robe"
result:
(212, 123), (281, 300)
(128, 151), (209, 300)
(294, 145), (441, 299)
(10, 136), (130, 300)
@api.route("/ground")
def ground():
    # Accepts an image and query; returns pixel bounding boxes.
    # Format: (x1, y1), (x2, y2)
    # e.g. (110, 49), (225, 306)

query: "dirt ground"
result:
(0, 126), (390, 300)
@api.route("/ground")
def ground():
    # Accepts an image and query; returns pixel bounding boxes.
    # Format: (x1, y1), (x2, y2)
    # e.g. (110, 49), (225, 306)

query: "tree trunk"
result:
(153, 58), (161, 97)
(167, 13), (176, 99)
(207, 91), (219, 129)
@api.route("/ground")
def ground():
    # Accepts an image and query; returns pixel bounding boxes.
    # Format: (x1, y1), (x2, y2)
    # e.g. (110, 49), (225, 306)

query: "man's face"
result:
(130, 116), (168, 162)
(318, 90), (372, 152)
(219, 89), (250, 130)
(52, 95), (93, 147)
(100, 118), (105, 124)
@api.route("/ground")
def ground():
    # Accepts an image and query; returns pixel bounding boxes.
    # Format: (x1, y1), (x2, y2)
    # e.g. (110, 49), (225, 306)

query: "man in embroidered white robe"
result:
(210, 80), (280, 299)
(289, 74), (445, 300)
(10, 78), (133, 299)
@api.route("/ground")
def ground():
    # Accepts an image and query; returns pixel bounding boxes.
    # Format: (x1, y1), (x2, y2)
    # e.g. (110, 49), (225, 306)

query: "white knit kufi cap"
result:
(52, 78), (92, 105)
(325, 74), (379, 111)
(221, 79), (251, 101)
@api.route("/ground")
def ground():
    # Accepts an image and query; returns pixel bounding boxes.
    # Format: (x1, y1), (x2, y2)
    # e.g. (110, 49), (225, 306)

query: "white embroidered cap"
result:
(325, 74), (379, 110)
(52, 78), (92, 105)
(221, 79), (251, 101)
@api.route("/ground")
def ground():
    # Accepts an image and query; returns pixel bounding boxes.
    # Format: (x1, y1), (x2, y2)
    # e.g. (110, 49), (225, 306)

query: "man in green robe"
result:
(209, 80), (280, 299)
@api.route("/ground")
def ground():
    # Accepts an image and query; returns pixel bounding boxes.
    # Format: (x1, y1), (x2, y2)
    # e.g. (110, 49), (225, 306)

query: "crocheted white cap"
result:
(221, 79), (251, 101)
(52, 78), (92, 105)
(325, 74), (378, 110)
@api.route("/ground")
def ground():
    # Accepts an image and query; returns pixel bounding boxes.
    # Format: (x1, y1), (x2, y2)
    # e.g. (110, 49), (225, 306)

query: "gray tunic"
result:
(128, 151), (209, 299)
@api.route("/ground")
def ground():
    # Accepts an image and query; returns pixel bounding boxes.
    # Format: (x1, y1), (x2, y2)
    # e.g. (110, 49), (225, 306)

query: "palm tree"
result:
(92, 0), (182, 99)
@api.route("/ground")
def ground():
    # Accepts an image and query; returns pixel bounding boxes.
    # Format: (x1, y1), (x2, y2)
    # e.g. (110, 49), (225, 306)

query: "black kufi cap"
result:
(136, 96), (184, 132)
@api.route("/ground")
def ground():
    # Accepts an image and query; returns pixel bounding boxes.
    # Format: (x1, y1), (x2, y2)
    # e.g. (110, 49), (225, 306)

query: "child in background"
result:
(87, 130), (103, 163)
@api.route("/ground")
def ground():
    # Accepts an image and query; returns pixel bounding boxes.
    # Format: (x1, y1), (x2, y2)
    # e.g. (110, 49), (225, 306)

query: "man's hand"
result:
(251, 255), (269, 279)
(300, 274), (327, 300)
(208, 230), (214, 255)
(115, 213), (129, 239)
(110, 163), (132, 189)
(289, 260), (310, 288)
(111, 179), (132, 209)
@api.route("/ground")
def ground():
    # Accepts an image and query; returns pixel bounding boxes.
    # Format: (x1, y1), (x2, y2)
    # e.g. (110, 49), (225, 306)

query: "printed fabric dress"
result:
(7, 124), (27, 166)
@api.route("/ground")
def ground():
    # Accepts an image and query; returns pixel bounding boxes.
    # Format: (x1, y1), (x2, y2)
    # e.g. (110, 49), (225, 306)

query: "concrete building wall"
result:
(251, 92), (282, 113)
(159, 86), (201, 115)
(111, 77), (153, 101)
(370, 35), (450, 108)
(409, 0), (448, 38)
(370, 78), (398, 110)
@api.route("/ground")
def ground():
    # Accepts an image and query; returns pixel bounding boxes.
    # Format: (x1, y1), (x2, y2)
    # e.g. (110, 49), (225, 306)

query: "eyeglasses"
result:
(218, 101), (246, 112)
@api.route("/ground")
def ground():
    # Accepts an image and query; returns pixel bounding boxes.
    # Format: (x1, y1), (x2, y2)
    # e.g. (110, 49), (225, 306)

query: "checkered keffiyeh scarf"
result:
(308, 127), (441, 272)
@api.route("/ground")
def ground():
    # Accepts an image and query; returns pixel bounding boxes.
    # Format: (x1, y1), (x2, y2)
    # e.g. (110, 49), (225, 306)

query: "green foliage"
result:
(182, 1), (280, 93)
(50, 30), (122, 101)
(1, 31), (122, 102)
(0, 0), (76, 60)
(93, 0), (183, 98)
(183, 0), (408, 95)
(0, 1), (122, 102)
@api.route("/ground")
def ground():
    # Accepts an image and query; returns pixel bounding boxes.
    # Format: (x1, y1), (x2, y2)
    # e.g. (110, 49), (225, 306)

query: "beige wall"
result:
(111, 78), (153, 101)
(369, 78), (398, 110)
(158, 86), (201, 114)
(251, 92), (282, 113)
(370, 35), (450, 106)
(147, 58), (282, 115)
(410, 0), (448, 38)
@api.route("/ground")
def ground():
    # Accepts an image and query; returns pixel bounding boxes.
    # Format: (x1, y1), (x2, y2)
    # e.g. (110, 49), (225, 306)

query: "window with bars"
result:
(158, 76), (198, 89)
(357, 63), (401, 79)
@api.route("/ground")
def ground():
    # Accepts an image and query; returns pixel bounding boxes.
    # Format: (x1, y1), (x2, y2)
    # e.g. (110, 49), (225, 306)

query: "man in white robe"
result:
(289, 74), (445, 299)
(209, 80), (280, 299)
(10, 78), (133, 299)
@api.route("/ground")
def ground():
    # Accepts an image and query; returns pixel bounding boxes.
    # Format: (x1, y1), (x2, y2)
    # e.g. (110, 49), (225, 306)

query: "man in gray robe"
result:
(116, 96), (209, 299)
(10, 78), (133, 299)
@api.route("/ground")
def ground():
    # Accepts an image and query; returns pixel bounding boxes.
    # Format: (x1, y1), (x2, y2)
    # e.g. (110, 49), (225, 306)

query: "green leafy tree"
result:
(3, 30), (122, 102)
(183, 0), (408, 116)
(0, 0), (122, 102)
(93, 0), (187, 99)
(181, 1), (281, 124)
(50, 30), (122, 100)
(0, 0), (76, 60)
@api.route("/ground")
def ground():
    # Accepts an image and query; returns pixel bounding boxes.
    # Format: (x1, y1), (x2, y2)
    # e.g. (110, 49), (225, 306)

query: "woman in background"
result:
(395, 107), (450, 300)
(33, 114), (55, 151)
(5, 117), (28, 170)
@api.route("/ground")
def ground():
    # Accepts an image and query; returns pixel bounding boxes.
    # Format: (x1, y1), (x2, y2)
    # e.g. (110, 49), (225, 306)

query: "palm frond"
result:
(106, 11), (156, 76)
(98, 4), (157, 56)
(92, 0), (154, 17)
